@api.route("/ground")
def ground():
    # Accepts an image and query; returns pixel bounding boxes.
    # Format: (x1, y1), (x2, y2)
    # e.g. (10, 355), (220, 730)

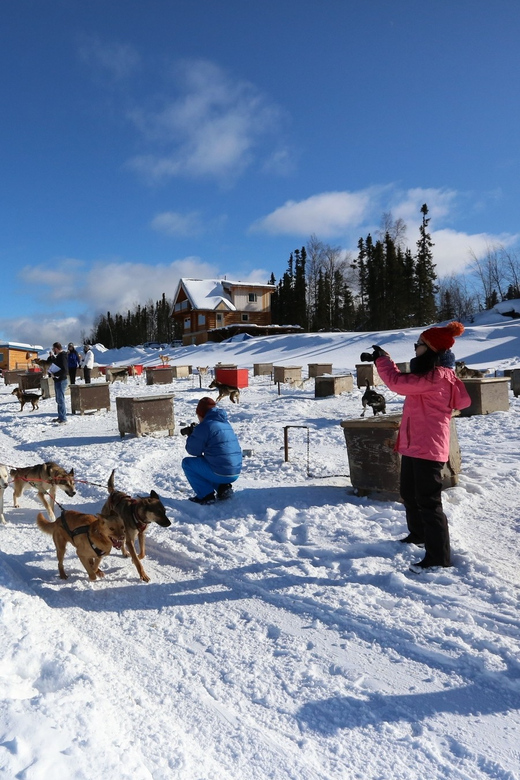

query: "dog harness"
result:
(59, 512), (107, 558)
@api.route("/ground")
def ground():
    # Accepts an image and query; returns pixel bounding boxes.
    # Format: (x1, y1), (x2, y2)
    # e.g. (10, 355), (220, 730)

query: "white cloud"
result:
(0, 315), (86, 349)
(431, 229), (520, 277)
(127, 59), (285, 184)
(81, 257), (219, 314)
(78, 36), (141, 82)
(18, 259), (86, 302)
(150, 211), (204, 237)
(250, 189), (383, 237)
(150, 210), (228, 238)
(390, 188), (458, 225)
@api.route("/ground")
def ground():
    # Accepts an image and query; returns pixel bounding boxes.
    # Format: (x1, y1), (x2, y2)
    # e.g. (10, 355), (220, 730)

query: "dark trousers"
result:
(83, 367), (91, 384)
(400, 455), (451, 567)
(69, 368), (77, 385)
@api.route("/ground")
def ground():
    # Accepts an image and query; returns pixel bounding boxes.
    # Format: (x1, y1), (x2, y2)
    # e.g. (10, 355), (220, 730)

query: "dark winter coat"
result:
(49, 351), (69, 382)
(185, 407), (242, 477)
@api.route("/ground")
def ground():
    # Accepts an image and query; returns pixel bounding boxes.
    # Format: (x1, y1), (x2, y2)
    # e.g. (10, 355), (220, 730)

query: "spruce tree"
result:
(414, 203), (438, 325)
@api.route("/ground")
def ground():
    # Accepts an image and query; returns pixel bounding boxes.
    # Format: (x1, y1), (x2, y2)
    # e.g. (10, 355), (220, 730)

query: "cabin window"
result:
(216, 313), (223, 324)
(184, 317), (191, 331)
(198, 314), (206, 326)
(241, 313), (249, 322)
(248, 293), (257, 302)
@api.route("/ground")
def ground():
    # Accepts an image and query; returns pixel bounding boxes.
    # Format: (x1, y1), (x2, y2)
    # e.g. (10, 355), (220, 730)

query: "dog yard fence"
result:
(283, 425), (310, 476)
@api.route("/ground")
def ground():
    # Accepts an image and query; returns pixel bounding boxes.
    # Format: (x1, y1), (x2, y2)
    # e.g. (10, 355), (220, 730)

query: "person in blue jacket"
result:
(67, 342), (81, 385)
(182, 397), (242, 504)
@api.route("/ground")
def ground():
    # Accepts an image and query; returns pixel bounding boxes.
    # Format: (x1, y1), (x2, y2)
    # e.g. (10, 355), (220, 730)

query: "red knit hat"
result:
(196, 397), (216, 418)
(420, 321), (465, 353)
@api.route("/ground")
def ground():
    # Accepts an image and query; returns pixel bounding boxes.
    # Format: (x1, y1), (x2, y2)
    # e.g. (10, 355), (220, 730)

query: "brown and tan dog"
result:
(37, 509), (125, 580)
(100, 469), (171, 582)
(32, 356), (53, 372)
(11, 386), (41, 411)
(208, 378), (240, 403)
(455, 361), (486, 379)
(10, 461), (76, 520)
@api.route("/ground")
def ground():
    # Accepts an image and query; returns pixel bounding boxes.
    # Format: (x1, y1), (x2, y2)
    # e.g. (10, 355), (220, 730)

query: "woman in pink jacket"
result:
(361, 322), (471, 571)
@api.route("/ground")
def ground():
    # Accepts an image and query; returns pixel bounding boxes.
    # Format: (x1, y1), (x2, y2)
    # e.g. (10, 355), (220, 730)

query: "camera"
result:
(180, 422), (196, 437)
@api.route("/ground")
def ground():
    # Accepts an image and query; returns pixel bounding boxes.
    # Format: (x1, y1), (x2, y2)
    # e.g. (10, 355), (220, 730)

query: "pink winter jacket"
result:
(375, 356), (471, 462)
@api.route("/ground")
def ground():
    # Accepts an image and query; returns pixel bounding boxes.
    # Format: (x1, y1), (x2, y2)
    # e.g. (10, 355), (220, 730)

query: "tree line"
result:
(86, 293), (181, 349)
(270, 204), (438, 331)
(87, 202), (520, 347)
(270, 204), (520, 330)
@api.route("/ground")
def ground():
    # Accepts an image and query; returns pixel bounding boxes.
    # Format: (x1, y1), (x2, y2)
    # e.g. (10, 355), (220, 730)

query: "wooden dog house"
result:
(146, 367), (174, 385)
(19, 373), (43, 391)
(273, 366), (302, 384)
(253, 362), (273, 376)
(116, 395), (175, 437)
(315, 374), (353, 398)
(171, 365), (191, 379)
(341, 414), (461, 500)
(71, 384), (111, 415)
(458, 377), (510, 416)
(308, 363), (333, 378)
(355, 363), (383, 389)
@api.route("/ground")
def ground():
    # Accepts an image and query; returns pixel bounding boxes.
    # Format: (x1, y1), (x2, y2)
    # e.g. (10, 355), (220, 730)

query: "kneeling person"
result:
(182, 397), (242, 504)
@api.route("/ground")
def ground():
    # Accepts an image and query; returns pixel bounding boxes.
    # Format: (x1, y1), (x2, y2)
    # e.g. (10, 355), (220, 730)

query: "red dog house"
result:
(215, 367), (249, 388)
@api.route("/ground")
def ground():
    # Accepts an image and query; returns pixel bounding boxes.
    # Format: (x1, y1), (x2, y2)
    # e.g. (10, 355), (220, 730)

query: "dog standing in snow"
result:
(361, 380), (386, 417)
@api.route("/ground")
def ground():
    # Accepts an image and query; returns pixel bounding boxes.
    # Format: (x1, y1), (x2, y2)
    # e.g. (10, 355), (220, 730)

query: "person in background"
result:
(67, 342), (81, 385)
(182, 397), (242, 504)
(82, 344), (94, 384)
(360, 321), (471, 571)
(48, 341), (69, 424)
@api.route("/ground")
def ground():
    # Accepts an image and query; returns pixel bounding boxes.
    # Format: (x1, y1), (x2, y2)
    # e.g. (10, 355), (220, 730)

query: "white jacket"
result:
(82, 349), (95, 369)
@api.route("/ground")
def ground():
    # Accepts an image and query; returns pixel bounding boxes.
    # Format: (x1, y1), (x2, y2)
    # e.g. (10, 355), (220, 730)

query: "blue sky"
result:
(1, 0), (519, 345)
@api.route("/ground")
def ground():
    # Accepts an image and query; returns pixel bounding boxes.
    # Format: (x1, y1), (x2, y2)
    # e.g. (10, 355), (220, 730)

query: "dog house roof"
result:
(0, 341), (43, 350)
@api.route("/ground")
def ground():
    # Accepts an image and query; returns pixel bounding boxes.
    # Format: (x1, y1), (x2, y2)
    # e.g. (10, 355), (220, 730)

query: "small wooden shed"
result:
(0, 342), (42, 372)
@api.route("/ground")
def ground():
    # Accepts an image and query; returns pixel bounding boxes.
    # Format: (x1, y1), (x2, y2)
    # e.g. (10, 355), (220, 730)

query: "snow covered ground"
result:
(1, 316), (519, 779)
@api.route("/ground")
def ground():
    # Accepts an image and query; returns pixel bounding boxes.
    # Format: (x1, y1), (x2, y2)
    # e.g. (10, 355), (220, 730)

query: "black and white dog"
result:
(361, 380), (386, 417)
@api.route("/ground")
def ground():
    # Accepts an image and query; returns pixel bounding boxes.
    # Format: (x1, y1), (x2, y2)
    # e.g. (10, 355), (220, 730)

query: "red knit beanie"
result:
(196, 397), (216, 418)
(420, 321), (465, 353)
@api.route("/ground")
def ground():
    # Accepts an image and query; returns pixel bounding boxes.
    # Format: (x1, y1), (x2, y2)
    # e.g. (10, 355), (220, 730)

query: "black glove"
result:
(360, 345), (389, 362)
(180, 422), (196, 437)
(371, 344), (389, 359)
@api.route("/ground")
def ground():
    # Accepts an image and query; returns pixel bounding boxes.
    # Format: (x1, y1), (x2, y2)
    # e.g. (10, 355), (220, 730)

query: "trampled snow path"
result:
(1, 360), (519, 779)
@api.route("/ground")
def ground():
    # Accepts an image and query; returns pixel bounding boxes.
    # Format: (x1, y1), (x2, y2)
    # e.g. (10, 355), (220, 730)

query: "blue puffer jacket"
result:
(185, 407), (242, 477)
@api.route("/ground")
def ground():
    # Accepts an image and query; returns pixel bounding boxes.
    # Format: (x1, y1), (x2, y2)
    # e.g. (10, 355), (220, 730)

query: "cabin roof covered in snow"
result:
(174, 278), (274, 312)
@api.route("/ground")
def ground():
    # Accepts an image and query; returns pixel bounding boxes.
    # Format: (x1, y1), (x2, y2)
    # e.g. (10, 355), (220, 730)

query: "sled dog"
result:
(37, 509), (125, 581)
(361, 380), (386, 417)
(100, 469), (171, 582)
(208, 378), (240, 404)
(10, 461), (76, 520)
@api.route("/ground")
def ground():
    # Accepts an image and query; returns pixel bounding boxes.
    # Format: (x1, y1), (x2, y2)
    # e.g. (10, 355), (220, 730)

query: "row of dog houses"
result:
(3, 360), (520, 500)
(5, 360), (520, 416)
